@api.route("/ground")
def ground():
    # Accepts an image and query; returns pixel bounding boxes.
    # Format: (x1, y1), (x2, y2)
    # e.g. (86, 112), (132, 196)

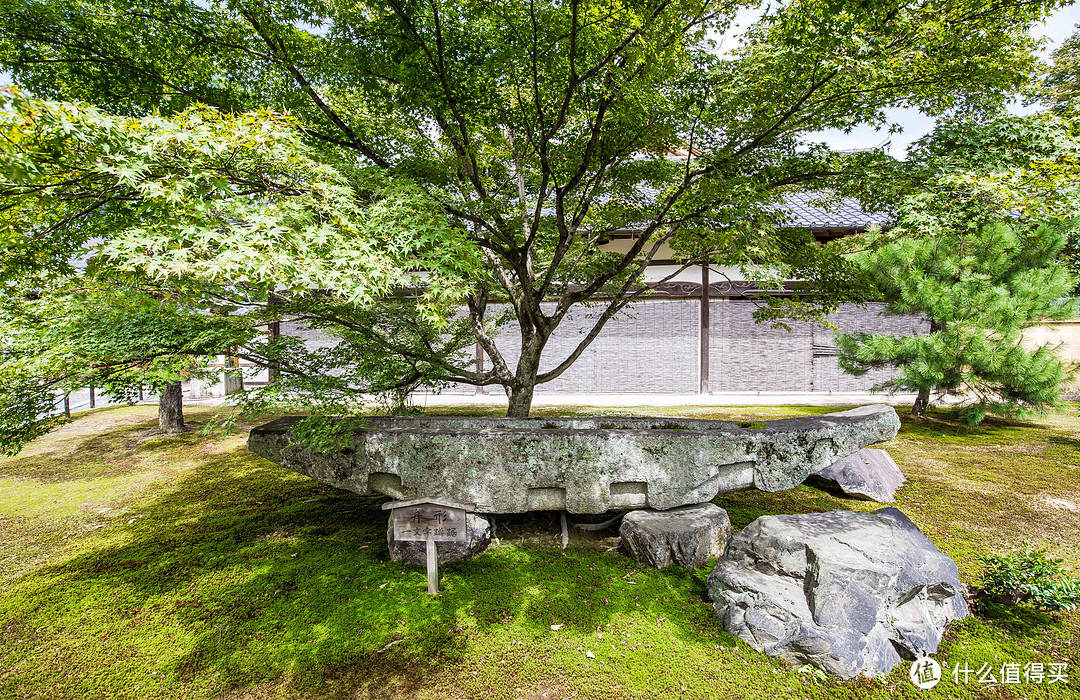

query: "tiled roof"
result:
(777, 191), (891, 230)
(547, 188), (890, 232)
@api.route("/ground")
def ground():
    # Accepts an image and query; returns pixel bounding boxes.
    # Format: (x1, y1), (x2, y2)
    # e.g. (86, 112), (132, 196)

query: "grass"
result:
(0, 402), (1077, 699)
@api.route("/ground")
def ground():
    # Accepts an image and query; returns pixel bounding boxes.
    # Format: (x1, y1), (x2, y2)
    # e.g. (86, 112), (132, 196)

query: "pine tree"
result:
(837, 221), (1077, 425)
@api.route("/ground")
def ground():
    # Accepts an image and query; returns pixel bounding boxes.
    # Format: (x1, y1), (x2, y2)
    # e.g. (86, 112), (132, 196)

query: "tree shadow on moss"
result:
(4, 448), (734, 698)
(714, 485), (865, 531)
(0, 421), (209, 483)
(896, 409), (1053, 441)
(974, 601), (1070, 639)
(1044, 433), (1080, 450)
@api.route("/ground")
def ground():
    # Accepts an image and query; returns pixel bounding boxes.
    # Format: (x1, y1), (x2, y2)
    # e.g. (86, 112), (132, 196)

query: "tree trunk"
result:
(505, 338), (544, 418)
(506, 382), (535, 418)
(910, 318), (942, 420)
(911, 387), (930, 419)
(158, 381), (186, 434)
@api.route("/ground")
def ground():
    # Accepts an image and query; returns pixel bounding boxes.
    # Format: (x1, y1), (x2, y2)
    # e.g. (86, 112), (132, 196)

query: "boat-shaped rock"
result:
(247, 405), (900, 514)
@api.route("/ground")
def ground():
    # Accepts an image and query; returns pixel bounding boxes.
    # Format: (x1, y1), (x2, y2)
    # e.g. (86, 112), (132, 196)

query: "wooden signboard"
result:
(382, 497), (474, 595)
(392, 504), (468, 543)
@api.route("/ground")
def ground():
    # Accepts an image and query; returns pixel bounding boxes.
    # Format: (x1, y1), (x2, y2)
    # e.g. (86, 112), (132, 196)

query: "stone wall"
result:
(280, 319), (339, 351)
(280, 299), (929, 394)
(492, 299), (926, 394)
(809, 303), (930, 393)
(487, 299), (700, 394)
(704, 300), (927, 393)
(708, 299), (815, 392)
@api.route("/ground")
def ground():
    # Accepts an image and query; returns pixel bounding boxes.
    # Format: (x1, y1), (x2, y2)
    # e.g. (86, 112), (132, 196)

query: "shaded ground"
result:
(0, 403), (1077, 699)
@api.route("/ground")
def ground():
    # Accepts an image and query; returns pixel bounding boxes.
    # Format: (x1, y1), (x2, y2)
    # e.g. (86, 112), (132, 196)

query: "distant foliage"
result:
(0, 282), (246, 454)
(1038, 28), (1080, 114)
(978, 544), (1080, 612)
(1036, 28), (1080, 291)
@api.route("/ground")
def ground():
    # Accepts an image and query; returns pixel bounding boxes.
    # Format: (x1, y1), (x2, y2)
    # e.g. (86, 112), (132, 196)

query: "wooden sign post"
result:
(382, 497), (474, 595)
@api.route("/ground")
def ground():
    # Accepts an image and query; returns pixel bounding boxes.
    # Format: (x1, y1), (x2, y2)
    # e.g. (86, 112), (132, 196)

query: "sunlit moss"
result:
(0, 403), (1077, 698)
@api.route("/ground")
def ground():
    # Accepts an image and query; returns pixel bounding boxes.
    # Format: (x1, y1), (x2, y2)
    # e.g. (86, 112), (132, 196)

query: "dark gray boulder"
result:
(620, 504), (732, 571)
(707, 507), (968, 679)
(806, 448), (905, 502)
(387, 512), (492, 566)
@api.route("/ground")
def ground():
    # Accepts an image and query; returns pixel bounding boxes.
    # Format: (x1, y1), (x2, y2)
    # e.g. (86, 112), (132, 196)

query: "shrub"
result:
(978, 544), (1080, 612)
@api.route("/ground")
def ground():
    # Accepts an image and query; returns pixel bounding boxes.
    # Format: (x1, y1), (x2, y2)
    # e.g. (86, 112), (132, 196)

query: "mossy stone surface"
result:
(249, 406), (901, 514)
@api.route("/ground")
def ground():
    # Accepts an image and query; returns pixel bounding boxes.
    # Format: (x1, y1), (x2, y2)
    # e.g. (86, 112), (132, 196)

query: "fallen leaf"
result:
(586, 651), (595, 659)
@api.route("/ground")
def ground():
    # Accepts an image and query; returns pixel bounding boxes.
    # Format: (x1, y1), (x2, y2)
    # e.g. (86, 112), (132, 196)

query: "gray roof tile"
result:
(777, 192), (891, 229)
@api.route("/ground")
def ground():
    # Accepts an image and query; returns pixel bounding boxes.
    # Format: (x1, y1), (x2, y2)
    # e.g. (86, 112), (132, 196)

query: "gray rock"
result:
(387, 512), (492, 566)
(620, 504), (732, 570)
(707, 507), (968, 679)
(248, 405), (900, 514)
(806, 448), (906, 502)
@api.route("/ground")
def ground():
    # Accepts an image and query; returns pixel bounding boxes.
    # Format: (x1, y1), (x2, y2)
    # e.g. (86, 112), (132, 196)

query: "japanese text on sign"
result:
(392, 504), (468, 542)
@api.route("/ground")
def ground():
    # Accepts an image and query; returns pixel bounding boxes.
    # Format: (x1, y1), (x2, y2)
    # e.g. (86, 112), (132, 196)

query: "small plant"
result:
(797, 663), (828, 681)
(289, 415), (365, 453)
(977, 544), (1080, 612)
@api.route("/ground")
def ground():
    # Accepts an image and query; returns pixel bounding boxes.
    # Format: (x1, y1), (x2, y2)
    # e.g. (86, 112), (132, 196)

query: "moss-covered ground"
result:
(0, 403), (1077, 699)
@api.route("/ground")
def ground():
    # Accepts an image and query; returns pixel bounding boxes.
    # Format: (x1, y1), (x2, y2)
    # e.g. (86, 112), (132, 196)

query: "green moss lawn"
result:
(1, 403), (1078, 699)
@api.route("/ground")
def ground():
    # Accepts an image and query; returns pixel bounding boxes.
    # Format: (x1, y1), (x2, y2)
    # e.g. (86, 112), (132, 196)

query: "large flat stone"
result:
(620, 504), (732, 570)
(248, 405), (900, 514)
(707, 507), (968, 679)
(806, 448), (905, 502)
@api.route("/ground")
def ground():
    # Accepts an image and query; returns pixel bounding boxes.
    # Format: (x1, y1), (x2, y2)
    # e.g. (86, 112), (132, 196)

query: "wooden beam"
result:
(380, 496), (476, 511)
(475, 341), (484, 395)
(700, 264), (710, 394)
(426, 538), (439, 595)
(267, 293), (281, 384)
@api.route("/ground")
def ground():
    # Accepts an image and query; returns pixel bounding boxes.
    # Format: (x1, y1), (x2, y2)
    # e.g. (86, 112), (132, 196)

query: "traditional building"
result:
(184, 192), (1075, 401)
(432, 192), (925, 396)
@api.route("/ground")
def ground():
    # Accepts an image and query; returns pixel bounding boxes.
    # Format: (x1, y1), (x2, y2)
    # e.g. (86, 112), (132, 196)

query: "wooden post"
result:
(699, 264), (710, 394)
(474, 341), (484, 395)
(89, 385), (96, 409)
(138, 385), (144, 402)
(64, 395), (71, 418)
(383, 497), (472, 597)
(267, 293), (281, 385)
(426, 537), (439, 595)
(223, 356), (244, 395)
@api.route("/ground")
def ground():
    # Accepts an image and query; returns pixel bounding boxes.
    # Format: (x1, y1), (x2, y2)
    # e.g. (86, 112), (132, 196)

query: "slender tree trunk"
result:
(506, 384), (535, 418)
(911, 387), (930, 419)
(158, 381), (186, 434)
(911, 318), (943, 420)
(267, 293), (282, 384)
(505, 337), (544, 418)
